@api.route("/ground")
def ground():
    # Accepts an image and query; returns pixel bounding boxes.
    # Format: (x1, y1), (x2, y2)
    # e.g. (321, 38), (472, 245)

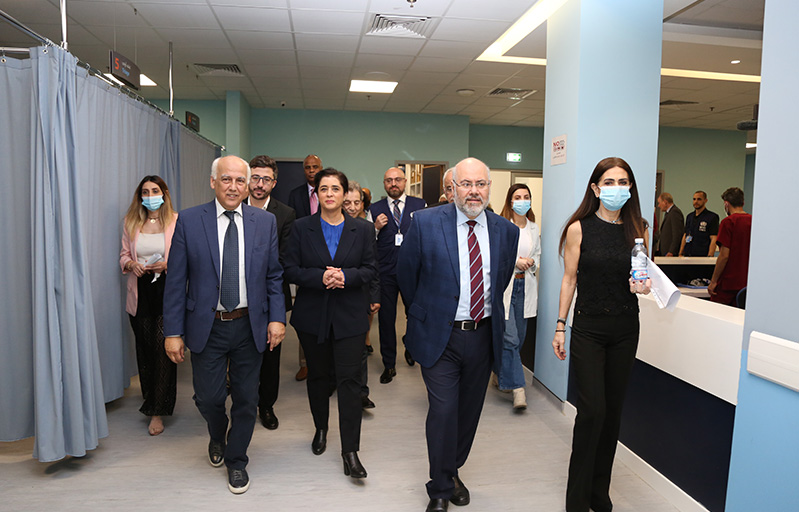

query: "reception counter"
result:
(618, 294), (743, 512)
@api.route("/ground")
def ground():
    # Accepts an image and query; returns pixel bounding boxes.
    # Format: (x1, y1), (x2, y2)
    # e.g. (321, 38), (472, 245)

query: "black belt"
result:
(215, 307), (249, 321)
(452, 317), (489, 331)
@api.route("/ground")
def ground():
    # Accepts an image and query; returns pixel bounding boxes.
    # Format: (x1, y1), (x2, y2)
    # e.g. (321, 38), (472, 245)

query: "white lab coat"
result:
(503, 219), (541, 320)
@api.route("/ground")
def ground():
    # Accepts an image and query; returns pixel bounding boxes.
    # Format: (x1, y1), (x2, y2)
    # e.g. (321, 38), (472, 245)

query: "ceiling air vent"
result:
(488, 88), (536, 100)
(659, 99), (699, 106)
(366, 14), (434, 39)
(193, 63), (243, 77)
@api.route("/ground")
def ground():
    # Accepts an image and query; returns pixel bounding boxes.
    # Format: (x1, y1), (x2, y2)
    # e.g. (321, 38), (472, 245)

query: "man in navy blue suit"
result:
(370, 166), (426, 384)
(398, 158), (518, 512)
(164, 155), (286, 494)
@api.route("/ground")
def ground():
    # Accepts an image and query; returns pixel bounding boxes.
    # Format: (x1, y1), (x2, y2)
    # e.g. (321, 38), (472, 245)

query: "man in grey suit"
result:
(657, 192), (684, 256)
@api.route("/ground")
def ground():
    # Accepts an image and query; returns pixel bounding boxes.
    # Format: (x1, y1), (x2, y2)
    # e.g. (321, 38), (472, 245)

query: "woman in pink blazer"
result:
(120, 175), (179, 436)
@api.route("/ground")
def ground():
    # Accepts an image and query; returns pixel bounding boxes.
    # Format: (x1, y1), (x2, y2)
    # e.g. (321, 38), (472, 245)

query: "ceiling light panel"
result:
(349, 80), (398, 93)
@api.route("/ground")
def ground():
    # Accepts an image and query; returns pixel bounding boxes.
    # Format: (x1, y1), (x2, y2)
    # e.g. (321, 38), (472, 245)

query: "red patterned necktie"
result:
(466, 220), (484, 323)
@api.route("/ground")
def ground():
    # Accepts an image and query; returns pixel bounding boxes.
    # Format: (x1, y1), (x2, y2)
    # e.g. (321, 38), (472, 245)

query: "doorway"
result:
(395, 160), (449, 205)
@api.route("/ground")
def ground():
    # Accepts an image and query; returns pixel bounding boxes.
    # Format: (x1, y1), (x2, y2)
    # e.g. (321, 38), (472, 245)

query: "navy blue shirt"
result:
(683, 208), (719, 256)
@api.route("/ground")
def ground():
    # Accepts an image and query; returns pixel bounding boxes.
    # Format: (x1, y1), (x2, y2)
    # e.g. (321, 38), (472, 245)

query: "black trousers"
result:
(129, 314), (176, 416)
(420, 319), (493, 500)
(377, 273), (410, 369)
(258, 342), (281, 410)
(566, 313), (640, 512)
(190, 316), (262, 470)
(298, 329), (365, 453)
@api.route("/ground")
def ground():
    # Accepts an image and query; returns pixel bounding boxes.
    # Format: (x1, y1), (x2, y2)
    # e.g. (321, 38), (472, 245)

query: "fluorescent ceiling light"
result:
(746, 142), (757, 149)
(350, 80), (397, 93)
(140, 74), (157, 87)
(477, 0), (567, 64)
(661, 68), (760, 83)
(730, 60), (741, 64)
(103, 73), (123, 85)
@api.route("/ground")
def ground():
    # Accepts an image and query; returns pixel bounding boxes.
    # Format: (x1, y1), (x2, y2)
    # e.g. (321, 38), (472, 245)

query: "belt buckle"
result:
(219, 310), (233, 321)
(461, 320), (476, 331)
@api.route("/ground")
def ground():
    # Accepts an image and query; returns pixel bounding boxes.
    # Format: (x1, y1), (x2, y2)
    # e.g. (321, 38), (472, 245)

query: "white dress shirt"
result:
(215, 199), (247, 311)
(389, 193), (407, 225)
(455, 207), (491, 321)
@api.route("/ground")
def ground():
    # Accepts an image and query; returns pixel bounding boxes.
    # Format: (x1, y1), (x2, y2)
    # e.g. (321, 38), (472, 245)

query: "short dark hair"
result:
(659, 192), (674, 204)
(314, 167), (348, 194)
(695, 190), (708, 199)
(721, 187), (744, 207)
(249, 155), (278, 178)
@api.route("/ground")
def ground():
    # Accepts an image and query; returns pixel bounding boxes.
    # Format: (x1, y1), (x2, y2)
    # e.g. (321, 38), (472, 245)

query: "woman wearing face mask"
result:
(120, 175), (179, 436)
(495, 184), (541, 410)
(284, 168), (378, 479)
(552, 157), (651, 512)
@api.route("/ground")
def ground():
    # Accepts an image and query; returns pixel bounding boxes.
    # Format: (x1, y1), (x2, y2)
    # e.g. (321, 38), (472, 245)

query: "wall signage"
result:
(551, 134), (567, 165)
(109, 50), (140, 90)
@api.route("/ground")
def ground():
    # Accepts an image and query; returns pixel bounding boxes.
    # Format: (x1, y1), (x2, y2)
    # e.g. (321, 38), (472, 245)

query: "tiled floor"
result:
(0, 316), (676, 512)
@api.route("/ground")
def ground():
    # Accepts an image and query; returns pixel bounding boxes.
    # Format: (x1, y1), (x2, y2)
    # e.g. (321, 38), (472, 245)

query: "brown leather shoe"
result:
(295, 366), (308, 381)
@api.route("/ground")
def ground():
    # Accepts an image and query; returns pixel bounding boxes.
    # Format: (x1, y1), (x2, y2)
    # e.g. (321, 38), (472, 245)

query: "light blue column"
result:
(726, 0), (799, 509)
(225, 90), (251, 159)
(535, 0), (662, 399)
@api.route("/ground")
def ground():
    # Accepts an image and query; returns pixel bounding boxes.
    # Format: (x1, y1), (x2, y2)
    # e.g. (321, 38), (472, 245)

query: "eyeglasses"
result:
(453, 180), (489, 190)
(384, 178), (406, 185)
(251, 176), (274, 184)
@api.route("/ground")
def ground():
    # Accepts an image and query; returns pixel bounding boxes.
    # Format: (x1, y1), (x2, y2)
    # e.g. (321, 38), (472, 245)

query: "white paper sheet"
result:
(646, 257), (681, 311)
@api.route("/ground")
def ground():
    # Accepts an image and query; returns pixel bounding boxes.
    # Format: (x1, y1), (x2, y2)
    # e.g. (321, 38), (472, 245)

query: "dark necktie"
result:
(220, 211), (239, 312)
(466, 220), (484, 323)
(392, 199), (401, 227)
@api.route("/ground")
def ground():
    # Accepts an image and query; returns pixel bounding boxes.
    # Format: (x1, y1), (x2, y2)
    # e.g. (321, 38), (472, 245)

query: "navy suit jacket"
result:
(370, 195), (426, 275)
(163, 200), (286, 354)
(288, 183), (312, 219)
(284, 213), (378, 342)
(397, 203), (518, 368)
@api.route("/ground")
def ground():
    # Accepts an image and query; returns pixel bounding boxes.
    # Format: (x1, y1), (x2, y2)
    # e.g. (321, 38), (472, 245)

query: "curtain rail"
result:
(0, 8), (221, 151)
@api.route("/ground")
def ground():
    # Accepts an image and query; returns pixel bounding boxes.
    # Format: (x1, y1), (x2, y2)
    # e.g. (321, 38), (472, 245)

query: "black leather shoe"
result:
(426, 498), (449, 512)
(342, 451), (367, 478)
(312, 429), (327, 455)
(259, 407), (279, 430)
(362, 395), (376, 409)
(380, 367), (397, 384)
(227, 467), (249, 494)
(208, 439), (225, 467)
(450, 475), (470, 506)
(404, 348), (415, 366)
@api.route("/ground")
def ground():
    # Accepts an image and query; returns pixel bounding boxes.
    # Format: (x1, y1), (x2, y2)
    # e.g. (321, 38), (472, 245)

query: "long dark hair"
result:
(500, 183), (535, 223)
(558, 157), (645, 255)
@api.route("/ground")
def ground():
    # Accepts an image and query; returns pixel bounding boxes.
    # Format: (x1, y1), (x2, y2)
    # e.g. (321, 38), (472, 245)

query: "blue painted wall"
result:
(725, 0), (799, 509)
(469, 125), (544, 171)
(151, 99), (226, 148)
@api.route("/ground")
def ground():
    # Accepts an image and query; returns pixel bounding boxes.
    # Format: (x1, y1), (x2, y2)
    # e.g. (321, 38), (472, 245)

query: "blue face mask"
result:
(142, 195), (164, 211)
(598, 186), (631, 212)
(512, 200), (531, 216)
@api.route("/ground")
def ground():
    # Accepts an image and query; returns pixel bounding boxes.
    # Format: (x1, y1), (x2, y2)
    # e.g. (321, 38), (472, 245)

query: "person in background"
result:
(552, 157), (651, 512)
(344, 180), (381, 409)
(120, 175), (179, 436)
(287, 154), (323, 381)
(248, 155), (296, 430)
(679, 190), (719, 257)
(495, 184), (541, 411)
(398, 158), (518, 512)
(163, 155), (286, 494)
(429, 168), (455, 207)
(709, 187), (752, 306)
(370, 167), (426, 383)
(361, 187), (373, 222)
(284, 168), (378, 479)
(655, 192), (684, 256)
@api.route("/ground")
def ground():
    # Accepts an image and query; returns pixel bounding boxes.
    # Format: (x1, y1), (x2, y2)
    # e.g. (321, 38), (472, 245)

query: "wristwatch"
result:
(556, 317), (567, 325)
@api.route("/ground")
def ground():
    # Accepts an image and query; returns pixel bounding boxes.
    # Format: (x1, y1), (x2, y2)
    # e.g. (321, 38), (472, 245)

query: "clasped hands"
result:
(130, 260), (167, 277)
(516, 257), (535, 272)
(628, 277), (652, 295)
(323, 266), (345, 289)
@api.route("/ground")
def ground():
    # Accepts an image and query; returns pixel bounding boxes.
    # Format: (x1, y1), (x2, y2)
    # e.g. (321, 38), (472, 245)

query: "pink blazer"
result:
(120, 212), (178, 316)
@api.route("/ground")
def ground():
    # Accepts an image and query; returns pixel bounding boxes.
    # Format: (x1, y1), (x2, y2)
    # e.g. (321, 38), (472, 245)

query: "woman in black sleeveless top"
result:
(552, 157), (651, 512)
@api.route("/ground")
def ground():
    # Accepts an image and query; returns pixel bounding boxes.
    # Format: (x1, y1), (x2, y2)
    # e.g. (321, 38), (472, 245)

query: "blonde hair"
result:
(123, 175), (177, 237)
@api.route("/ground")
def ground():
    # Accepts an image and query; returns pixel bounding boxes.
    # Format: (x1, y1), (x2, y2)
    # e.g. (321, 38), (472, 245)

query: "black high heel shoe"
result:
(342, 451), (367, 478)
(312, 429), (327, 455)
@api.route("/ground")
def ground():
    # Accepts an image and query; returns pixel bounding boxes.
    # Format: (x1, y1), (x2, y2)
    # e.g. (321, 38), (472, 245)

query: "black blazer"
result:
(288, 183), (312, 219)
(369, 195), (426, 275)
(266, 198), (297, 311)
(284, 213), (378, 343)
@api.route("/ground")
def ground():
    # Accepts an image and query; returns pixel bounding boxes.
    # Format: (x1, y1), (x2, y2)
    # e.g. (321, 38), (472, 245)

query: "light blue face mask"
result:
(142, 195), (164, 211)
(512, 200), (531, 216)
(598, 186), (631, 212)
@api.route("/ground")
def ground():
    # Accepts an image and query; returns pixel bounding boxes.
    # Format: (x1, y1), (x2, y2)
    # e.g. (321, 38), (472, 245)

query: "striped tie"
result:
(466, 220), (484, 323)
(392, 199), (401, 227)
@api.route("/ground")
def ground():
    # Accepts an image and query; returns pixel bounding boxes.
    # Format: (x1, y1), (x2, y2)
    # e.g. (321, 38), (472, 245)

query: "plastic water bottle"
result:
(631, 238), (648, 281)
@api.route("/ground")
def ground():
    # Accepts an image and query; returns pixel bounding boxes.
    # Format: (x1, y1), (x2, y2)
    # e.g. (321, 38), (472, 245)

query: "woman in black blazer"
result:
(284, 168), (378, 479)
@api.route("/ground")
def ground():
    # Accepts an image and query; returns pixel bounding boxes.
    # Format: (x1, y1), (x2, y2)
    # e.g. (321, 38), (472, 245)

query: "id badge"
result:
(395, 233), (404, 246)
(685, 235), (693, 243)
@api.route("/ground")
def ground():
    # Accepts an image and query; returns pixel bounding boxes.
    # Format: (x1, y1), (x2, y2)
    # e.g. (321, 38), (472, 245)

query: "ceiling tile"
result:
(83, 25), (163, 49)
(354, 53), (414, 70)
(213, 6), (291, 32)
(132, 3), (219, 30)
(368, 0), (451, 17)
(65, 1), (149, 28)
(291, 10), (364, 34)
(236, 49), (296, 66)
(210, 0), (287, 6)
(294, 34), (359, 52)
(409, 56), (470, 73)
(357, 36), (426, 56)
(400, 71), (457, 84)
(226, 30), (295, 50)
(297, 50), (355, 67)
(432, 18), (510, 43)
(291, 0), (368, 9)
(243, 64), (299, 78)
(418, 40), (486, 59)
(298, 66), (352, 79)
(446, 0), (537, 22)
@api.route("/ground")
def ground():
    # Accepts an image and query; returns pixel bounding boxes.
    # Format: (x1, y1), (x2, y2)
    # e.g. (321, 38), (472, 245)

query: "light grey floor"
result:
(0, 314), (676, 512)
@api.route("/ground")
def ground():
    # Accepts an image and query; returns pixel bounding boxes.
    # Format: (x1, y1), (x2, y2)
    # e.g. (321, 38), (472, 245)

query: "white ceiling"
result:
(0, 0), (763, 132)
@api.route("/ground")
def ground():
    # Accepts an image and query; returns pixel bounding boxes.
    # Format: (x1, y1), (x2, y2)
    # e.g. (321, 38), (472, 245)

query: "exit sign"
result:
(506, 152), (522, 163)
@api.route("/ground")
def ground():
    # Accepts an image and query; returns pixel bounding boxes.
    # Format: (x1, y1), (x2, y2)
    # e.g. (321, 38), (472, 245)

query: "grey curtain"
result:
(0, 46), (220, 460)
(29, 46), (108, 461)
